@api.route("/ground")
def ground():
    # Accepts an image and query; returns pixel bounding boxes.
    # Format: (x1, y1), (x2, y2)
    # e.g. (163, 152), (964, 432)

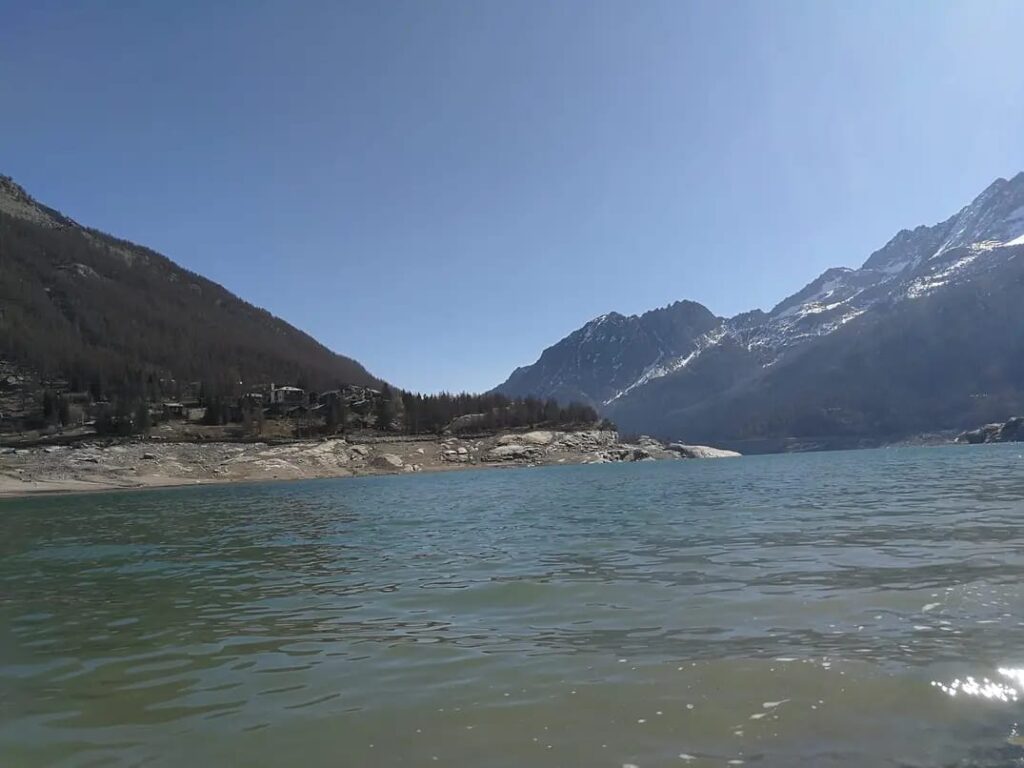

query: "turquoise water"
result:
(4, 445), (1024, 767)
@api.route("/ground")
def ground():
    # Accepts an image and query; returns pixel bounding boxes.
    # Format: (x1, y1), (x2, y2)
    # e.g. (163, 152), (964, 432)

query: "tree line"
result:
(396, 389), (608, 435)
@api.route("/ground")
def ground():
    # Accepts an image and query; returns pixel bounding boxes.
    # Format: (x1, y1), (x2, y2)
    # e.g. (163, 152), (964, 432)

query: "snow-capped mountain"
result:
(495, 172), (1024, 446)
(497, 300), (720, 407)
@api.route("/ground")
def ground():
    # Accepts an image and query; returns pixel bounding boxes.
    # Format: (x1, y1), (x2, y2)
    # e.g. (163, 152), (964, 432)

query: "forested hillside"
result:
(0, 175), (378, 401)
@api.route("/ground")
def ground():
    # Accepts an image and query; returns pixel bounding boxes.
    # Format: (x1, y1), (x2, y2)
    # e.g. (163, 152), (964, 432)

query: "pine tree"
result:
(134, 400), (152, 434)
(42, 390), (57, 423)
(375, 385), (395, 432)
(326, 399), (342, 433)
(58, 396), (71, 427)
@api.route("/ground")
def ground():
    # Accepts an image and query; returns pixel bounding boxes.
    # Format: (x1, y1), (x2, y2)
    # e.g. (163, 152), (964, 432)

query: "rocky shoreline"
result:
(957, 416), (1023, 445)
(0, 430), (740, 498)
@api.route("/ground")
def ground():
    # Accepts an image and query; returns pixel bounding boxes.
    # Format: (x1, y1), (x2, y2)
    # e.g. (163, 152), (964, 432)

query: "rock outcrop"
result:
(483, 444), (544, 462)
(483, 430), (741, 465)
(958, 416), (1023, 444)
(667, 443), (743, 459)
(371, 453), (405, 469)
(0, 429), (743, 497)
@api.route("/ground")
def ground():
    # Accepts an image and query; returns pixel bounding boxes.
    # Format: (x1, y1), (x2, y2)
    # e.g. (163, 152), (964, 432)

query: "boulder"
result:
(371, 453), (404, 470)
(520, 430), (555, 445)
(483, 444), (543, 462)
(559, 430), (618, 450)
(636, 435), (664, 449)
(597, 448), (631, 462)
(667, 443), (742, 459)
(350, 445), (370, 457)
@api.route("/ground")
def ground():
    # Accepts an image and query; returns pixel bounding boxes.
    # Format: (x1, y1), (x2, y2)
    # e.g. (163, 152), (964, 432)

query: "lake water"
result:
(4, 445), (1024, 767)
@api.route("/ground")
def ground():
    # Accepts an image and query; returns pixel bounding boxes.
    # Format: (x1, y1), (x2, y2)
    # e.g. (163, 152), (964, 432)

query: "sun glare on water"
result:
(932, 668), (1024, 703)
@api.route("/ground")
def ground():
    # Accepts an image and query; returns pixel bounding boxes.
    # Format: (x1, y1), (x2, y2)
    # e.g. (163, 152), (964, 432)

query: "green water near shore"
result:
(4, 445), (1024, 766)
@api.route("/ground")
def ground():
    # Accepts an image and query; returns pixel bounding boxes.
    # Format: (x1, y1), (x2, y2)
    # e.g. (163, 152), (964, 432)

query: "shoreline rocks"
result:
(370, 453), (405, 470)
(667, 443), (742, 459)
(0, 429), (743, 498)
(958, 416), (1023, 445)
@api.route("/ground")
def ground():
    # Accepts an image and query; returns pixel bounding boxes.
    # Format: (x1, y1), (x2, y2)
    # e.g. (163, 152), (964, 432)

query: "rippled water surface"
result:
(4, 445), (1024, 767)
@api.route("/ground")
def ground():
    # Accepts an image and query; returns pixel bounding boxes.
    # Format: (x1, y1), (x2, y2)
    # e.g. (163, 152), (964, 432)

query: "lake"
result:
(3, 445), (1024, 767)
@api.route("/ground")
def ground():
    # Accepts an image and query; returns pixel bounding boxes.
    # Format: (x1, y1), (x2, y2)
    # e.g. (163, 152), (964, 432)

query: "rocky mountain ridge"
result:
(498, 300), (721, 408)
(496, 172), (1024, 446)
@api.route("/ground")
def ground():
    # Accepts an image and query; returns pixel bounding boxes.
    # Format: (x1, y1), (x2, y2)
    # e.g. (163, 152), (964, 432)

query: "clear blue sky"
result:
(2, 1), (1023, 392)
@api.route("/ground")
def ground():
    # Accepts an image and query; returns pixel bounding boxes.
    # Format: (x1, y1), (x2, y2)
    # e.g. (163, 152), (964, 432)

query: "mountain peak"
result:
(933, 169), (1024, 256)
(495, 299), (720, 405)
(862, 170), (1024, 273)
(978, 170), (1024, 194)
(589, 311), (627, 326)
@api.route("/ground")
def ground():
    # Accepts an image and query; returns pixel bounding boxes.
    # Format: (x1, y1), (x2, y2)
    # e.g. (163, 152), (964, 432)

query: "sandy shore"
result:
(0, 430), (738, 499)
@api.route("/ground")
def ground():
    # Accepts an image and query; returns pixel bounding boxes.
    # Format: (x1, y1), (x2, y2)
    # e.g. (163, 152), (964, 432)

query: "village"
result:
(0, 358), (396, 442)
(156, 381), (389, 434)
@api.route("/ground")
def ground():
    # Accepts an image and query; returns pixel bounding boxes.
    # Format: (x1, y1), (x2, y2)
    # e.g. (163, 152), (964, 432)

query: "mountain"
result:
(497, 301), (720, 408)
(495, 172), (1024, 448)
(0, 175), (379, 400)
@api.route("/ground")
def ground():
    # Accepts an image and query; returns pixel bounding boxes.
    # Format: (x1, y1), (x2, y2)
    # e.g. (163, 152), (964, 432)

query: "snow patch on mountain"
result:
(931, 177), (1024, 259)
(603, 327), (727, 405)
(906, 252), (979, 299)
(774, 275), (851, 319)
